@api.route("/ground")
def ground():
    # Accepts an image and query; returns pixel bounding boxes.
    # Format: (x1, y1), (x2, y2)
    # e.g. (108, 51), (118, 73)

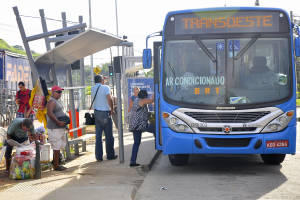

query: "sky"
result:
(1, 0), (300, 65)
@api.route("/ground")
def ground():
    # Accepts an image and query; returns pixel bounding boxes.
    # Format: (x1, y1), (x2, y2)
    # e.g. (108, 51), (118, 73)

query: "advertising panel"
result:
(127, 78), (154, 111)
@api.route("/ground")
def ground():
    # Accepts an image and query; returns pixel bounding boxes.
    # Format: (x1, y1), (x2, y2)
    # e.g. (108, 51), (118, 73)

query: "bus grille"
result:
(205, 138), (251, 147)
(198, 127), (256, 132)
(185, 111), (270, 123)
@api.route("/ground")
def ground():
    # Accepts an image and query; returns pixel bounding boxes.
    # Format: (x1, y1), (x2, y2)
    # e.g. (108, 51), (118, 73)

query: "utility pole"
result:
(115, 0), (119, 56)
(89, 0), (94, 85)
(255, 0), (260, 6)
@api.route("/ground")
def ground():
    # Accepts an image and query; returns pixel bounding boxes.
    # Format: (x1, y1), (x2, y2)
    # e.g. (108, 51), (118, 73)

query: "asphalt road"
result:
(135, 125), (300, 200)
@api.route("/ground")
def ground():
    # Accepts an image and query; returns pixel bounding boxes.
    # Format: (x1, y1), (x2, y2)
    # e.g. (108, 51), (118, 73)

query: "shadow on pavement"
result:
(151, 154), (287, 200)
(0, 132), (157, 200)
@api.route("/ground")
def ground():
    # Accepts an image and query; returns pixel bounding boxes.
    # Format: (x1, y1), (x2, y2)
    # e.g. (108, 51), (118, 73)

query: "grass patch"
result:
(0, 38), (40, 58)
(297, 99), (300, 106)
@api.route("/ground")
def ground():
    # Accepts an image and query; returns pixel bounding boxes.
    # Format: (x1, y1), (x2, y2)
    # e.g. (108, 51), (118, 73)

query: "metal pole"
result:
(115, 0), (120, 56)
(79, 16), (86, 109)
(255, 0), (259, 6)
(39, 9), (58, 85)
(26, 24), (86, 42)
(39, 9), (51, 51)
(13, 6), (39, 84)
(34, 140), (41, 179)
(116, 72), (124, 163)
(89, 0), (92, 28)
(89, 0), (94, 85)
(62, 12), (79, 155)
(110, 48), (115, 96)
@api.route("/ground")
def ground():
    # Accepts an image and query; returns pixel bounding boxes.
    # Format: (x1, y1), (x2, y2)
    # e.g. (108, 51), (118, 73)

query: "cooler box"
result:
(40, 143), (51, 163)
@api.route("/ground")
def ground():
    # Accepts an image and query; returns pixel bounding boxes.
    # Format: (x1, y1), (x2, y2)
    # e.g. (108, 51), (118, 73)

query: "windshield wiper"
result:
(195, 39), (216, 63)
(234, 37), (258, 60)
(168, 62), (176, 77)
(196, 39), (218, 75)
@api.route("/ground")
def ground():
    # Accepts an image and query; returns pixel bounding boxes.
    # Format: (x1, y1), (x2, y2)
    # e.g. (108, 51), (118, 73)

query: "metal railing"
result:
(0, 81), (18, 127)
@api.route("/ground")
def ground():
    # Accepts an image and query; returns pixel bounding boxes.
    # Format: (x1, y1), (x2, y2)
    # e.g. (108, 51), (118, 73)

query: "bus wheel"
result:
(168, 154), (189, 166)
(260, 154), (286, 165)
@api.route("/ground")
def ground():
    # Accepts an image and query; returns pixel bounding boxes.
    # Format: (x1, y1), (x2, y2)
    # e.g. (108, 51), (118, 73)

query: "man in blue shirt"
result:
(91, 75), (117, 161)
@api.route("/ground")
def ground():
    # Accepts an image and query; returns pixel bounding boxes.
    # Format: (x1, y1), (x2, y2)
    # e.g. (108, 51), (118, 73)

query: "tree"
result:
(101, 63), (109, 75)
(144, 69), (154, 78)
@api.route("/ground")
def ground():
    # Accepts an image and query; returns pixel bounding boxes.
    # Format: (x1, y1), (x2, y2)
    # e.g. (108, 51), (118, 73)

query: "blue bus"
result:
(143, 7), (300, 166)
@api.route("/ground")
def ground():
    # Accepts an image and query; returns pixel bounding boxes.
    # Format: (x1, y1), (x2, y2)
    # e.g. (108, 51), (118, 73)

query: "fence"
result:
(0, 81), (18, 127)
(59, 87), (91, 112)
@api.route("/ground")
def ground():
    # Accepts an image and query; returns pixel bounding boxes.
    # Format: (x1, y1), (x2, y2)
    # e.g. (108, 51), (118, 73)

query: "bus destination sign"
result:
(174, 11), (280, 35)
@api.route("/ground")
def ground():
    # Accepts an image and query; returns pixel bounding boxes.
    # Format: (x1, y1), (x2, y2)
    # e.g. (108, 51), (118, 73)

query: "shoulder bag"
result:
(84, 85), (101, 125)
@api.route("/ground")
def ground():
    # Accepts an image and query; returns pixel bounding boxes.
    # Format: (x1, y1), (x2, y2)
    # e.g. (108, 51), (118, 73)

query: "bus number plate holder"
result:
(266, 140), (289, 148)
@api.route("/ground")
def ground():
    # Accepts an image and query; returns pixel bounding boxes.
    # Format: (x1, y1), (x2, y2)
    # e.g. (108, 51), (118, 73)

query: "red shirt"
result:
(16, 89), (33, 113)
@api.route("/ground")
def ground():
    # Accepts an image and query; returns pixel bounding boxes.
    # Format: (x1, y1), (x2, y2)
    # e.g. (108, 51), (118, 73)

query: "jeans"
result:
(95, 110), (115, 160)
(130, 123), (155, 164)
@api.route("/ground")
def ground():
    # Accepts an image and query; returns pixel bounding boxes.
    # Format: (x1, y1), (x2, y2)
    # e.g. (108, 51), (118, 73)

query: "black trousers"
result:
(4, 136), (28, 160)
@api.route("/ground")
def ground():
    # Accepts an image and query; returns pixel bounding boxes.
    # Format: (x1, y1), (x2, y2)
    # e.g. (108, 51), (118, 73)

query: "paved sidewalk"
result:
(0, 128), (158, 200)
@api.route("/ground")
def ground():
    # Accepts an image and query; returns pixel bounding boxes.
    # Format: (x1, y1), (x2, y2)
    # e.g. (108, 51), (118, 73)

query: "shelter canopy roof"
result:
(35, 28), (124, 65)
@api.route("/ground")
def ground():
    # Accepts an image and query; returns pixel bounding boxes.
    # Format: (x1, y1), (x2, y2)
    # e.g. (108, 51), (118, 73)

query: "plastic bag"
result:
(6, 139), (30, 147)
(0, 128), (6, 165)
(9, 155), (35, 180)
(16, 142), (36, 156)
(9, 143), (36, 180)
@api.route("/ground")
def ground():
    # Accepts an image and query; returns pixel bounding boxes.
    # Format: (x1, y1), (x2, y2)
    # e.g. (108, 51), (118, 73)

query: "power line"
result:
(20, 14), (79, 24)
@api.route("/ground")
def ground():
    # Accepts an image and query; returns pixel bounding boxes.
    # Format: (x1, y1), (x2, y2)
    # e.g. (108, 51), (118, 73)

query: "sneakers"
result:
(54, 165), (67, 171)
(107, 155), (118, 160)
(130, 163), (140, 167)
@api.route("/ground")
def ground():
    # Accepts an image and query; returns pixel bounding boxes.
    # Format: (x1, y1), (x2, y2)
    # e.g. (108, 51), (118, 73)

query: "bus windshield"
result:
(163, 37), (291, 106)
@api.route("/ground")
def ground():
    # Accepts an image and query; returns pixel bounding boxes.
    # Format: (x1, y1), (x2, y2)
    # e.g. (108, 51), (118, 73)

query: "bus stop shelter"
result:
(35, 28), (125, 85)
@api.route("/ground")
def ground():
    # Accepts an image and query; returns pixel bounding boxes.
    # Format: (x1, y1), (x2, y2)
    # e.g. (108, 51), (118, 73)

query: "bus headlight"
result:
(261, 110), (294, 133)
(162, 112), (193, 133)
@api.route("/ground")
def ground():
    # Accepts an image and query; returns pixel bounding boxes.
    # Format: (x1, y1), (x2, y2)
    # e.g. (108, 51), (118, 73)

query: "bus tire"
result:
(260, 154), (286, 165)
(168, 154), (189, 166)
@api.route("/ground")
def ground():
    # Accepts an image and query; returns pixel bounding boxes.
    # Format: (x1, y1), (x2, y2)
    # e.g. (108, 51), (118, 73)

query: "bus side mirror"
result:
(143, 49), (152, 69)
(295, 37), (300, 57)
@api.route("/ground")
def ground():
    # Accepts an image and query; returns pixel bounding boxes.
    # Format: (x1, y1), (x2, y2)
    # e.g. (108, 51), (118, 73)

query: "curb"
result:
(143, 150), (162, 172)
(132, 150), (162, 199)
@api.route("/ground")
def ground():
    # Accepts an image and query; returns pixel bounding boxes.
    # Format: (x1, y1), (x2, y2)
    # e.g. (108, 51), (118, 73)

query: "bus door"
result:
(153, 41), (162, 150)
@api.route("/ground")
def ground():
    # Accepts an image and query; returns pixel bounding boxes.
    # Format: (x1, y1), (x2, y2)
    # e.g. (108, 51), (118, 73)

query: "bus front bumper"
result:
(161, 126), (296, 155)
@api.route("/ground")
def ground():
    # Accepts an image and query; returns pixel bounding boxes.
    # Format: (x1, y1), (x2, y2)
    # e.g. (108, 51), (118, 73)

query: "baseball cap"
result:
(52, 85), (64, 92)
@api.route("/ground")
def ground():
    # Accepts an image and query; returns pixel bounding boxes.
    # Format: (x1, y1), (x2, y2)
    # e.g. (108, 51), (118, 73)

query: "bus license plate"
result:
(266, 140), (289, 148)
